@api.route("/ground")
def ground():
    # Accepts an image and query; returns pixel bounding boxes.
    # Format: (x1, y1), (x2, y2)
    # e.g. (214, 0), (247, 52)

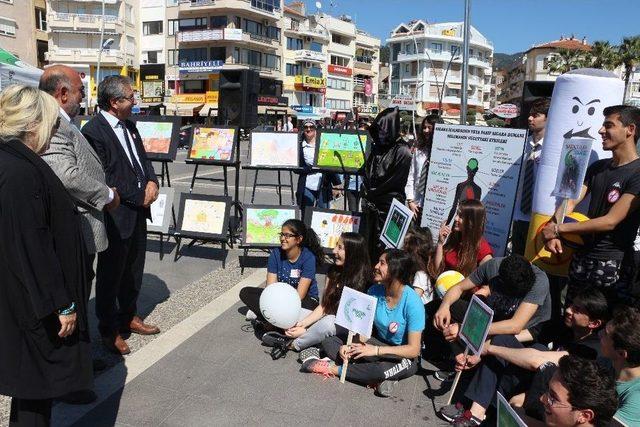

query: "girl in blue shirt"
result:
(302, 249), (425, 397)
(239, 219), (324, 329)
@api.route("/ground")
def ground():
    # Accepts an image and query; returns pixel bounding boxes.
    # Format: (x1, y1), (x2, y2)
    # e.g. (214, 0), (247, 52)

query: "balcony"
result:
(48, 12), (122, 32)
(45, 48), (127, 66)
(284, 19), (329, 40)
(178, 0), (282, 19)
(387, 27), (493, 49)
(293, 49), (326, 64)
(396, 50), (492, 69)
(354, 55), (373, 70)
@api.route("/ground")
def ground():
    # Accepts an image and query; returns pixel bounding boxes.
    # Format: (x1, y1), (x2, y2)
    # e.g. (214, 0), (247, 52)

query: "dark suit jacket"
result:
(82, 113), (158, 239)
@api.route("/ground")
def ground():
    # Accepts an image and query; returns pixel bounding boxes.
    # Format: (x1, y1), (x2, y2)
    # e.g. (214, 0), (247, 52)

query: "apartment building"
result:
(139, 0), (165, 106)
(0, 0), (48, 67)
(46, 0), (140, 106)
(387, 20), (494, 121)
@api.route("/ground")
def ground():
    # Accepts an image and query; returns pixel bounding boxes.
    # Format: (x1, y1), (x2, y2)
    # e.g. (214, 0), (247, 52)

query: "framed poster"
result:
(176, 193), (231, 240)
(73, 115), (92, 130)
(459, 295), (494, 356)
(242, 204), (300, 247)
(132, 116), (181, 161)
(552, 138), (593, 200)
(380, 198), (413, 249)
(314, 129), (370, 173)
(334, 286), (377, 338)
(304, 207), (362, 251)
(249, 131), (300, 169)
(496, 392), (527, 427)
(147, 187), (175, 234)
(187, 125), (238, 164)
(420, 124), (527, 256)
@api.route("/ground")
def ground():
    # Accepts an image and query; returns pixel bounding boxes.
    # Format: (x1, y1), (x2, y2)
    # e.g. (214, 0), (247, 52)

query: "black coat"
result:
(0, 139), (92, 399)
(82, 113), (158, 239)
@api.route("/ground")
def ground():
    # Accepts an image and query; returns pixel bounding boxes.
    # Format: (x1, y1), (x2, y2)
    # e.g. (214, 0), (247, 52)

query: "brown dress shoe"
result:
(125, 316), (160, 335)
(102, 333), (131, 355)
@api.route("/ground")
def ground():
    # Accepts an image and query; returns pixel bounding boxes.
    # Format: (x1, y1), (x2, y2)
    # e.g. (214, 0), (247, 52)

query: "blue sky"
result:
(302, 0), (640, 54)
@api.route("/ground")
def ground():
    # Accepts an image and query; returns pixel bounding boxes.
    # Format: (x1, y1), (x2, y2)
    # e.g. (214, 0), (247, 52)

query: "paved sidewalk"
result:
(50, 270), (452, 426)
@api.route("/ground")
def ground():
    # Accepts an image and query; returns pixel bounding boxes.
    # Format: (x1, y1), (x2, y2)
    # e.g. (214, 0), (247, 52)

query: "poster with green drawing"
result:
(460, 295), (494, 356)
(314, 130), (369, 172)
(380, 198), (413, 249)
(243, 205), (299, 247)
(335, 286), (378, 337)
(497, 392), (527, 427)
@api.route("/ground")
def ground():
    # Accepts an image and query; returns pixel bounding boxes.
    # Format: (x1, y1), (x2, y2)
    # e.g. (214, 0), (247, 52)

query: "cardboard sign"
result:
(380, 198), (413, 249)
(552, 138), (593, 200)
(497, 392), (527, 427)
(459, 295), (494, 356)
(335, 286), (377, 338)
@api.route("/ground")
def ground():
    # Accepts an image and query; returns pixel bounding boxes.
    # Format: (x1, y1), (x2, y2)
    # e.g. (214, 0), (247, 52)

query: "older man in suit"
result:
(39, 65), (121, 404)
(82, 76), (160, 356)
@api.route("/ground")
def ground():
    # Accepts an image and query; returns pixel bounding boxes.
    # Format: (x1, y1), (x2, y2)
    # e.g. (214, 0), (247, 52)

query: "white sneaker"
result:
(245, 309), (257, 321)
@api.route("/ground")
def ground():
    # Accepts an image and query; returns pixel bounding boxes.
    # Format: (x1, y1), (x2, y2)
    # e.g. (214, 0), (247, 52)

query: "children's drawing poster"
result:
(420, 124), (527, 256)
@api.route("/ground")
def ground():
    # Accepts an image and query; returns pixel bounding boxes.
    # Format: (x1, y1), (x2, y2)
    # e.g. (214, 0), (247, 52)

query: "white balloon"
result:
(259, 282), (301, 329)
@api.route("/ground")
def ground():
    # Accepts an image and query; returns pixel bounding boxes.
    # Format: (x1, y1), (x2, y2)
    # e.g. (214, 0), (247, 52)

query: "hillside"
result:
(493, 52), (524, 70)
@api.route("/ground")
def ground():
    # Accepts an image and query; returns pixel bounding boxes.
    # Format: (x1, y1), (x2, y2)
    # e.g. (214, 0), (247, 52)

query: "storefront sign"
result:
(205, 91), (219, 103)
(388, 95), (415, 111)
(179, 60), (224, 74)
(291, 105), (330, 118)
(172, 93), (206, 103)
(328, 64), (352, 77)
(357, 105), (378, 114)
(140, 64), (165, 103)
(492, 103), (520, 119)
(294, 75), (326, 92)
(257, 95), (288, 106)
(224, 28), (243, 41)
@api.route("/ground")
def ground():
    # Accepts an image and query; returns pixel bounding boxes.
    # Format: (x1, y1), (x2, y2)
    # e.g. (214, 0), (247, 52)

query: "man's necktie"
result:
(520, 151), (536, 215)
(119, 121), (146, 187)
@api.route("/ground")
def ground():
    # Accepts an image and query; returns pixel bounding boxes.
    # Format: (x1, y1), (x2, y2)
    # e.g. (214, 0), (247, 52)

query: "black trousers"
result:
(239, 286), (319, 323)
(510, 220), (529, 256)
(95, 212), (147, 336)
(9, 398), (51, 427)
(322, 333), (419, 385)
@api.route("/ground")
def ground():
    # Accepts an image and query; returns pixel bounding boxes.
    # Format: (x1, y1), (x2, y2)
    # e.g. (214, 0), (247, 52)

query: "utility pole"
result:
(460, 0), (471, 124)
(96, 0), (106, 113)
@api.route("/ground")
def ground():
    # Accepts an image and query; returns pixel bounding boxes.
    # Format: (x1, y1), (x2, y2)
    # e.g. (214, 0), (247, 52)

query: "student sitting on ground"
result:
(600, 306), (640, 427)
(261, 232), (372, 352)
(301, 249), (425, 398)
(523, 355), (619, 427)
(431, 199), (493, 278)
(404, 227), (436, 304)
(438, 288), (608, 426)
(240, 219), (324, 326)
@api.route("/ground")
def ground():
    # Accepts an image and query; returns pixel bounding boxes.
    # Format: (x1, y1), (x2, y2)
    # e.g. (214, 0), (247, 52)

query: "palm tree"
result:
(618, 36), (640, 101)
(585, 41), (620, 70)
(547, 48), (588, 75)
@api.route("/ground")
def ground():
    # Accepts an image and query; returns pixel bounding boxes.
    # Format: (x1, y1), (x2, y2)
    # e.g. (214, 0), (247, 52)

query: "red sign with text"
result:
(328, 64), (352, 77)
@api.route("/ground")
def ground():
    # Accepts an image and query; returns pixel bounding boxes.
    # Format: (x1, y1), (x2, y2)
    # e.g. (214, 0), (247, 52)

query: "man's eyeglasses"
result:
(304, 126), (315, 130)
(542, 391), (576, 410)
(279, 232), (299, 239)
(120, 94), (135, 102)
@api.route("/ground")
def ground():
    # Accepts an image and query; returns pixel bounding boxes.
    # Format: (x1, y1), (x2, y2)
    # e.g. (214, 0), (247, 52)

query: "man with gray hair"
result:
(82, 76), (159, 356)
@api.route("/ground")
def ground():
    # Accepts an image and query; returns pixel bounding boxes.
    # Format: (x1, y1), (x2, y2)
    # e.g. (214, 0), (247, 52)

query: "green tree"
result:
(379, 44), (390, 64)
(618, 36), (640, 101)
(585, 41), (619, 70)
(547, 48), (588, 74)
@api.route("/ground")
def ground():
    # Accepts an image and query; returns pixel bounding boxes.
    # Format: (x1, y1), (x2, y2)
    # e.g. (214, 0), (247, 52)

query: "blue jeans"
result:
(302, 187), (328, 209)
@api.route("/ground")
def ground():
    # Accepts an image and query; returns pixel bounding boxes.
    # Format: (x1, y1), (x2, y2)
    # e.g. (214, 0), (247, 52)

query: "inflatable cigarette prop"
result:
(524, 69), (624, 276)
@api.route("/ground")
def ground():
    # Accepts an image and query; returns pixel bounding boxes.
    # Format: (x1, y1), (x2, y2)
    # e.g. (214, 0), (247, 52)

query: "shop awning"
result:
(165, 103), (204, 117)
(446, 82), (462, 90)
(199, 104), (218, 117)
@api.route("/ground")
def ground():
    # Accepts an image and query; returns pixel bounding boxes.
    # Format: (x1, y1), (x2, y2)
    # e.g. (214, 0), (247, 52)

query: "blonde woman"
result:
(0, 85), (92, 426)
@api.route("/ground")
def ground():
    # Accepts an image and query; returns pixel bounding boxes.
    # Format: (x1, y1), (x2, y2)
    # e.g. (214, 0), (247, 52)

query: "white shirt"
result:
(302, 141), (322, 191)
(100, 110), (145, 174)
(62, 108), (114, 202)
(513, 135), (544, 222)
(284, 120), (294, 132)
(405, 148), (429, 207)
(412, 270), (433, 305)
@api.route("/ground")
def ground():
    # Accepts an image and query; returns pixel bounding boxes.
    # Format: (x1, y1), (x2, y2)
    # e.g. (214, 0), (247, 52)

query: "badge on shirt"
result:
(388, 322), (399, 334)
(290, 269), (300, 279)
(607, 182), (621, 204)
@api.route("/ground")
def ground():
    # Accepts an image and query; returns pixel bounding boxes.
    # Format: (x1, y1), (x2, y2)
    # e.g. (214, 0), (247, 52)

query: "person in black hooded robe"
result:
(360, 107), (412, 261)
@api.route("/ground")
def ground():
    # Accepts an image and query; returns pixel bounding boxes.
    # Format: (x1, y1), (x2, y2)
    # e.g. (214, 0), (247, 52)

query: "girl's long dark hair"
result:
(282, 219), (325, 267)
(323, 232), (372, 315)
(416, 114), (441, 153)
(404, 227), (435, 279)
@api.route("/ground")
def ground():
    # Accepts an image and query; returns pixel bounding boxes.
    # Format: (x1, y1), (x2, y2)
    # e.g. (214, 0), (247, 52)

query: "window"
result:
(0, 17), (16, 36)
(179, 48), (208, 63)
(450, 45), (459, 55)
(210, 46), (226, 61)
(308, 66), (322, 77)
(35, 8), (46, 31)
(310, 41), (322, 52)
(431, 43), (442, 53)
(332, 34), (348, 45)
(327, 77), (350, 91)
(145, 50), (160, 63)
(168, 19), (179, 36)
(326, 98), (351, 110)
(168, 49), (178, 66)
(143, 21), (163, 35)
(250, 0), (279, 13)
(179, 18), (206, 30)
(243, 19), (280, 41)
(405, 64), (410, 73)
(286, 63), (301, 76)
(166, 0), (178, 5)
(289, 19), (299, 30)
(183, 80), (205, 94)
(125, 4), (134, 24)
(287, 37), (303, 50)
(330, 55), (349, 67)
(263, 53), (280, 70)
(210, 16), (227, 29)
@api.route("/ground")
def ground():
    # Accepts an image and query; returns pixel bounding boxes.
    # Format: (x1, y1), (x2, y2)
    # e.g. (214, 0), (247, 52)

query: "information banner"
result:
(420, 124), (527, 256)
